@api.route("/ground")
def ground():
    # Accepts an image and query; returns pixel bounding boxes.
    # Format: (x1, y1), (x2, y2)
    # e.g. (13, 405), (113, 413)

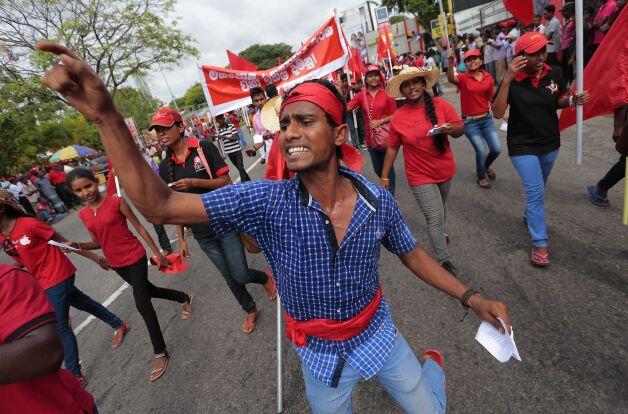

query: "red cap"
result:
(50, 162), (59, 168)
(463, 49), (481, 61)
(365, 64), (380, 74)
(148, 107), (183, 131)
(515, 32), (548, 55)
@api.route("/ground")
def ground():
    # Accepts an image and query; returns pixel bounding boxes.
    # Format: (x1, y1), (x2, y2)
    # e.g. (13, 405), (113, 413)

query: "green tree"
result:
(0, 0), (199, 96)
(113, 87), (163, 131)
(381, 0), (449, 33)
(183, 83), (206, 108)
(390, 15), (407, 25)
(239, 43), (293, 70)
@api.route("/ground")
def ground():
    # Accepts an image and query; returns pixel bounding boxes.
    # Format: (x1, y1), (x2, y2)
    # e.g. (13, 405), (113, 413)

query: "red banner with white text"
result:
(198, 17), (349, 115)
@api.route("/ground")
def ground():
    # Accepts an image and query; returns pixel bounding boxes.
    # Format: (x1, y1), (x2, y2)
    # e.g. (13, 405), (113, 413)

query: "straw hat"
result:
(0, 188), (23, 214)
(260, 95), (283, 132)
(386, 66), (439, 99)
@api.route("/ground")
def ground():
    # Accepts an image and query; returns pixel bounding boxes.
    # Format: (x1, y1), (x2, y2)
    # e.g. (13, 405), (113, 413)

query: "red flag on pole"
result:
(226, 50), (258, 71)
(376, 36), (387, 63)
(559, 8), (628, 131)
(382, 28), (396, 59)
(503, 0), (534, 25)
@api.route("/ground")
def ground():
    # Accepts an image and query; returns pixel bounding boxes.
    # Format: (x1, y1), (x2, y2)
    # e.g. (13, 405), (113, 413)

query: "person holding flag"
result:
(66, 167), (193, 382)
(492, 32), (589, 266)
(38, 42), (512, 413)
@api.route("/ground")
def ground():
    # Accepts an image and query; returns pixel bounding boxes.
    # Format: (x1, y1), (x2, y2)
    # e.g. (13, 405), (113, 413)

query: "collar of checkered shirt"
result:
(295, 167), (381, 211)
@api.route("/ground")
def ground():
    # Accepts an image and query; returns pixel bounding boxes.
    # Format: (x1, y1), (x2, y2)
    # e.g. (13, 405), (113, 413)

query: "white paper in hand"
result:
(48, 240), (80, 251)
(427, 125), (447, 136)
(500, 121), (508, 132)
(475, 317), (521, 363)
(253, 134), (264, 144)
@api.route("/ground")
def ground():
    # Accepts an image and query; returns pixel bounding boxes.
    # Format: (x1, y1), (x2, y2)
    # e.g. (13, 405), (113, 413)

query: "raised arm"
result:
(38, 42), (207, 226)
(446, 53), (458, 85)
(492, 55), (527, 119)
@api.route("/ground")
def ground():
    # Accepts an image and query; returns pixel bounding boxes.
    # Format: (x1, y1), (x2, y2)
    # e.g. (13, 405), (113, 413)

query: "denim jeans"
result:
(368, 147), (395, 196)
(346, 113), (364, 147)
(195, 231), (267, 314)
(463, 115), (502, 179)
(45, 275), (124, 376)
(510, 149), (559, 247)
(410, 180), (452, 264)
(301, 333), (446, 414)
(236, 128), (248, 148)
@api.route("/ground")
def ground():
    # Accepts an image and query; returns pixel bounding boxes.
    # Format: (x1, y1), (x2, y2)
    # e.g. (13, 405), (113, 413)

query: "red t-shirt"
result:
(0, 265), (95, 414)
(47, 170), (66, 185)
(348, 89), (397, 148)
(413, 57), (425, 67)
(78, 196), (145, 268)
(0, 218), (76, 290)
(457, 70), (495, 116)
(388, 98), (463, 186)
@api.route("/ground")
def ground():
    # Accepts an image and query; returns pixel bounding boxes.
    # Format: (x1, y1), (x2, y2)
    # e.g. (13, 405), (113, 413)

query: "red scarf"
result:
(284, 286), (382, 347)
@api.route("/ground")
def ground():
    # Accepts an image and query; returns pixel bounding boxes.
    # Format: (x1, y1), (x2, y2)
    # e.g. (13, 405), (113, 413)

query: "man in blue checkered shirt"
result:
(41, 45), (512, 413)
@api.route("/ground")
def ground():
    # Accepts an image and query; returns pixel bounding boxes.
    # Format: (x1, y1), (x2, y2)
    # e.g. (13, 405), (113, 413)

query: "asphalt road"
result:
(2, 80), (627, 414)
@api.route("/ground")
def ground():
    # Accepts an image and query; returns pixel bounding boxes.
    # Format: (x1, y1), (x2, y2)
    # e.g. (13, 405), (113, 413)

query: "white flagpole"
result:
(386, 49), (393, 78)
(575, 0), (584, 165)
(114, 175), (122, 197)
(276, 295), (283, 413)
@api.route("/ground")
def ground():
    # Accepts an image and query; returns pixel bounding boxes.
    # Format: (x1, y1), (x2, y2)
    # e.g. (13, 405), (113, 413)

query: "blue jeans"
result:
(236, 128), (247, 148)
(510, 149), (559, 247)
(463, 115), (501, 179)
(195, 231), (267, 314)
(45, 275), (124, 376)
(302, 333), (446, 414)
(368, 148), (395, 196)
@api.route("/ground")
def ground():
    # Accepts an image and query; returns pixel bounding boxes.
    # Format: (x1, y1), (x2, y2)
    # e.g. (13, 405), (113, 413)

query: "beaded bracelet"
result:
(460, 288), (479, 322)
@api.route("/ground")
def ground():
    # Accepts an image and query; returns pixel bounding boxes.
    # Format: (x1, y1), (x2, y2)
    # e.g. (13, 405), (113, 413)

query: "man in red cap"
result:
(492, 31), (589, 266)
(347, 64), (398, 195)
(39, 42), (512, 413)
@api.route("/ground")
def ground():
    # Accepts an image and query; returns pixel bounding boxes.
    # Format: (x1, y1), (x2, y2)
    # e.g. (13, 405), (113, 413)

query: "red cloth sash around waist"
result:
(284, 286), (382, 348)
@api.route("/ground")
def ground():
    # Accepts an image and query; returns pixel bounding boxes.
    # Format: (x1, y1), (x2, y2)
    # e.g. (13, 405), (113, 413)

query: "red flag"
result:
(503, 0), (534, 26)
(382, 28), (396, 59)
(559, 8), (628, 131)
(226, 50), (258, 71)
(376, 36), (388, 62)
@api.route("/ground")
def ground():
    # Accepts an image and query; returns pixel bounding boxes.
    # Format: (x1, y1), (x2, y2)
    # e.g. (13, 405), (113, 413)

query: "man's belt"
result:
(284, 286), (382, 347)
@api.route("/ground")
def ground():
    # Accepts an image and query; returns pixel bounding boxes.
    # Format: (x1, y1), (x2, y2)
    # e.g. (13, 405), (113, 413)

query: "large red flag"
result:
(503, 0), (534, 25)
(226, 50), (258, 71)
(559, 8), (628, 131)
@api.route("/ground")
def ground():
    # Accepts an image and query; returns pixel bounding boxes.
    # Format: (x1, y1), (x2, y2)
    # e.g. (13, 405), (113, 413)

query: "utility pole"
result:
(160, 68), (180, 113)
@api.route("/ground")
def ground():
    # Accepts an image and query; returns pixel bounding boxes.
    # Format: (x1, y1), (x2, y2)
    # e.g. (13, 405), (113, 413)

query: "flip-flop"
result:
(531, 248), (550, 266)
(150, 351), (170, 382)
(422, 349), (444, 369)
(486, 168), (496, 180)
(242, 310), (261, 334)
(587, 185), (610, 207)
(477, 178), (491, 189)
(181, 294), (193, 320)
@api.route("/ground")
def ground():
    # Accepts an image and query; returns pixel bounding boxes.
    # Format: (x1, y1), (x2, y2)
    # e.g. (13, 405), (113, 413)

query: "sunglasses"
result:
(2, 238), (17, 257)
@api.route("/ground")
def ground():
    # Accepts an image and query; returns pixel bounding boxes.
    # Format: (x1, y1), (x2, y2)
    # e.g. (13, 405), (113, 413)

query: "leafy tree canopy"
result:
(238, 43), (293, 70)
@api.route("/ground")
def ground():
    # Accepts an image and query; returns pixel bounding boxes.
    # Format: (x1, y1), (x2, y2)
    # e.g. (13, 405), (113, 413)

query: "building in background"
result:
(453, 0), (511, 35)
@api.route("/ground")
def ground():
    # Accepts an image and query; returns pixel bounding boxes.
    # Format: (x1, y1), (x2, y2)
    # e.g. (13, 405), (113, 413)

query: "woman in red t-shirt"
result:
(447, 49), (502, 189)
(381, 67), (465, 275)
(0, 188), (127, 386)
(66, 168), (192, 382)
(348, 65), (398, 195)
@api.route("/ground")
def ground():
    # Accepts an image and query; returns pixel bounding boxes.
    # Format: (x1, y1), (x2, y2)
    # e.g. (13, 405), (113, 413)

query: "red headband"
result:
(280, 82), (344, 126)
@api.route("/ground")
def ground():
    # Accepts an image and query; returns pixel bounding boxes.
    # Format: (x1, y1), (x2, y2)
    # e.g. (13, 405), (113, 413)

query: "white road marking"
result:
(74, 156), (263, 335)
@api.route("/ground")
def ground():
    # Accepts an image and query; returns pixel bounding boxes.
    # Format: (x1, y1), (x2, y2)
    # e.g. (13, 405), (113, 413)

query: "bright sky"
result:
(147, 0), (362, 102)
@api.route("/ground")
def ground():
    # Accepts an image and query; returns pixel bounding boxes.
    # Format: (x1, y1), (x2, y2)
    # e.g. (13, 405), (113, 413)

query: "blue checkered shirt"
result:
(201, 167), (417, 386)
